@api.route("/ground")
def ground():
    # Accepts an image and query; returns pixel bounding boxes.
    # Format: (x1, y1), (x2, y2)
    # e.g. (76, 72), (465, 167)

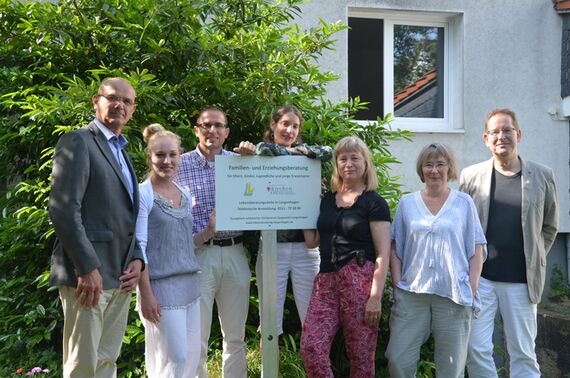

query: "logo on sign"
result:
(243, 183), (254, 196)
(266, 182), (295, 195)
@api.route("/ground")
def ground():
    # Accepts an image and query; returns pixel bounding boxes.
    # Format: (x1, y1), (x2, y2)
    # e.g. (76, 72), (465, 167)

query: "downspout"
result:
(555, 3), (570, 283)
(553, 106), (570, 286)
(567, 234), (570, 284)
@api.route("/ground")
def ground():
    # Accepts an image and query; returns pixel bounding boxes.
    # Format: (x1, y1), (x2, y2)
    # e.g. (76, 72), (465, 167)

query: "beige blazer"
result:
(459, 157), (559, 304)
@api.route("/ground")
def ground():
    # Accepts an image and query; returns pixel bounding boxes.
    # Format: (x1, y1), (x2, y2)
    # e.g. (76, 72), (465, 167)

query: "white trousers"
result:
(195, 243), (250, 378)
(467, 277), (540, 378)
(256, 242), (320, 334)
(141, 299), (201, 378)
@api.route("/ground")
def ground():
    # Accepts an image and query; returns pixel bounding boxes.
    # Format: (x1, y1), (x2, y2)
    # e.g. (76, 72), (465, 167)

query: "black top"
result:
(317, 191), (391, 273)
(483, 169), (526, 283)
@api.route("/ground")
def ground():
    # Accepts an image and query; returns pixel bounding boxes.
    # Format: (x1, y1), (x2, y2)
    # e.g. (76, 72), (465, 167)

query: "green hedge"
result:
(0, 0), (413, 376)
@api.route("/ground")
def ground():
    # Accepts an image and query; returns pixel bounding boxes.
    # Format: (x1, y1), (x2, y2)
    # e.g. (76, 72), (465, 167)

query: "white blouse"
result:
(392, 189), (487, 307)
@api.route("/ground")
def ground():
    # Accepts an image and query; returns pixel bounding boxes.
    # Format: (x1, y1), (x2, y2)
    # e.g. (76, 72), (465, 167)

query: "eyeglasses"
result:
(196, 122), (226, 131)
(486, 127), (516, 138)
(97, 94), (135, 107)
(423, 162), (448, 170)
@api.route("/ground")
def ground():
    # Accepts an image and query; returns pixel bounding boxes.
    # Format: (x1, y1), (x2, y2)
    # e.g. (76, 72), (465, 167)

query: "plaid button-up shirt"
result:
(174, 147), (242, 239)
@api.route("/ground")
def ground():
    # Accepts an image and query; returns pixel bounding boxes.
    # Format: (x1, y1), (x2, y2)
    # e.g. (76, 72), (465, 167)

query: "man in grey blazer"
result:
(459, 108), (559, 377)
(49, 77), (145, 377)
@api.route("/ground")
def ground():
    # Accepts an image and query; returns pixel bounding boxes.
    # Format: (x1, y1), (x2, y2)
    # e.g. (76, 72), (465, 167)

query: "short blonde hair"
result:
(415, 143), (457, 183)
(331, 136), (378, 192)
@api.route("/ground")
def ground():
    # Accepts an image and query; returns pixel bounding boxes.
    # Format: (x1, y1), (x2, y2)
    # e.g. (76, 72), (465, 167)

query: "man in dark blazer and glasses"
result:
(49, 77), (145, 377)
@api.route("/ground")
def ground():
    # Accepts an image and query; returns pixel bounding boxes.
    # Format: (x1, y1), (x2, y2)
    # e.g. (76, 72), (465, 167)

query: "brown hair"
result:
(262, 105), (304, 145)
(484, 108), (520, 132)
(415, 143), (457, 183)
(196, 107), (228, 126)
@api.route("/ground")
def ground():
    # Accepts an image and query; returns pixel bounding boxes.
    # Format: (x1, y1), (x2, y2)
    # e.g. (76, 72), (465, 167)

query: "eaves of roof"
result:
(394, 70), (437, 106)
(554, 0), (570, 13)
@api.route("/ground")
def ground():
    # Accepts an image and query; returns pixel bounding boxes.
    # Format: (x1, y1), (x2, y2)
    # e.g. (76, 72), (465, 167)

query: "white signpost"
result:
(215, 155), (321, 377)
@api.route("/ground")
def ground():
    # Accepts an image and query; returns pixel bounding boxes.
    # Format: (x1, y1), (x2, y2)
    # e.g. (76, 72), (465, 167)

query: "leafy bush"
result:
(0, 0), (412, 376)
(548, 264), (570, 302)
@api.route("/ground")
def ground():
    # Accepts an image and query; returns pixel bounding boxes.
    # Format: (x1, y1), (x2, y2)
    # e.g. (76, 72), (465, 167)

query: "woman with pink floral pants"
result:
(301, 137), (391, 377)
(302, 260), (379, 377)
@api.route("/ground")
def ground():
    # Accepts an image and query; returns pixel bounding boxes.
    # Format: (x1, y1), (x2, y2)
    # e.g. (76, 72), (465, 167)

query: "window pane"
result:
(348, 17), (383, 121)
(393, 25), (444, 118)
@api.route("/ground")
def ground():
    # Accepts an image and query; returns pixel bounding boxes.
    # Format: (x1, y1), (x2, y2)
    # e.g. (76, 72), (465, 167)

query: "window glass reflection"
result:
(394, 25), (444, 118)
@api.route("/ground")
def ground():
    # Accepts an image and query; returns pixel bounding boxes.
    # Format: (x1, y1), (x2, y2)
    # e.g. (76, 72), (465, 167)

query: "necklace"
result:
(336, 185), (366, 208)
(164, 188), (180, 207)
(152, 179), (181, 207)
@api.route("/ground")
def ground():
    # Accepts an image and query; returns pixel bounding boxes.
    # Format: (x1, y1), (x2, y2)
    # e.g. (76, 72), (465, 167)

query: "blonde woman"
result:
(136, 124), (201, 377)
(301, 136), (391, 377)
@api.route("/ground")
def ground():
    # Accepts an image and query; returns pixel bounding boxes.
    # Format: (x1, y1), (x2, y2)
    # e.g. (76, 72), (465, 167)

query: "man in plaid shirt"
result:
(175, 107), (251, 378)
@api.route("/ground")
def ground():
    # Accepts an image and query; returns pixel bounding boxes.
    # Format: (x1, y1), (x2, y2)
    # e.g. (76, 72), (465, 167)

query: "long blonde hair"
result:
(331, 136), (378, 192)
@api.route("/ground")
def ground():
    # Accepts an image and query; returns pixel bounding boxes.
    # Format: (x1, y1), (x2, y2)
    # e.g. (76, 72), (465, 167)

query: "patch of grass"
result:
(205, 348), (224, 378)
(205, 334), (306, 378)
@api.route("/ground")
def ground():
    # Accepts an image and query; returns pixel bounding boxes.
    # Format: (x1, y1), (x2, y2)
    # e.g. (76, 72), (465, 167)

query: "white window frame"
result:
(348, 8), (464, 133)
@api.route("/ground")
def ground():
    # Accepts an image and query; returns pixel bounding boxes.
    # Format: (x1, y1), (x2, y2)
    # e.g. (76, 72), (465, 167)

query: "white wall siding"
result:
(297, 0), (569, 232)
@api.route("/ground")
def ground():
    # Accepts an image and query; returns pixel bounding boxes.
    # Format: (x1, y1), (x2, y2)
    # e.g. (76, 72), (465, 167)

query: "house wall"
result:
(295, 0), (570, 292)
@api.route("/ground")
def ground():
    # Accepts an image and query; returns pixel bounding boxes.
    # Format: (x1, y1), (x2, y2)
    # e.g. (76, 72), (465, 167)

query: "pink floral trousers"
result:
(300, 259), (378, 378)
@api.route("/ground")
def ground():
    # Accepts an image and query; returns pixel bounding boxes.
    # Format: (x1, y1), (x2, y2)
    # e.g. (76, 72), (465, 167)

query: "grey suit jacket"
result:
(49, 121), (144, 290)
(459, 157), (559, 303)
